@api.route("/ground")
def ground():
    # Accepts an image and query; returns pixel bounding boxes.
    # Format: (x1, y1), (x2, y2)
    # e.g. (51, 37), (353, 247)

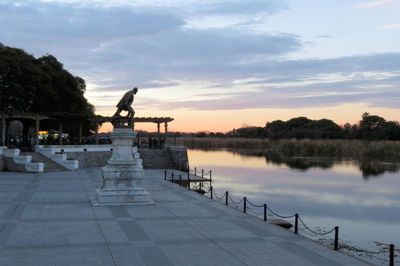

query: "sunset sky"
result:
(1, 0), (400, 132)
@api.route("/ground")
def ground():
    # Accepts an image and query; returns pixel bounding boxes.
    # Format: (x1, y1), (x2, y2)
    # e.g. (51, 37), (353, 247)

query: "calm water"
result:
(188, 149), (400, 265)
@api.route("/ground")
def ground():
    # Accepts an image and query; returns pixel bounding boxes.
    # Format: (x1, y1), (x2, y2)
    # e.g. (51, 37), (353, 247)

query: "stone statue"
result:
(112, 87), (138, 128)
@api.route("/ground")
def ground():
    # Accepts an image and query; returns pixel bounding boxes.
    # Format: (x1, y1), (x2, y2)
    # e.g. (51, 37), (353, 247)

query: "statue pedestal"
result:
(92, 128), (153, 205)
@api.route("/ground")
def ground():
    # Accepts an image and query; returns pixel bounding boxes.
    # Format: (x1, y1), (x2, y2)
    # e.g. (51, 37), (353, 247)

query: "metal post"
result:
(187, 169), (190, 179)
(209, 170), (212, 186)
(179, 175), (182, 185)
(334, 226), (339, 251)
(225, 191), (228, 206)
(210, 187), (213, 199)
(171, 172), (174, 182)
(294, 214), (299, 234)
(188, 178), (190, 190)
(243, 197), (247, 213)
(195, 167), (197, 176)
(264, 204), (267, 221)
(390, 244), (394, 266)
(164, 170), (166, 180)
(201, 169), (204, 178)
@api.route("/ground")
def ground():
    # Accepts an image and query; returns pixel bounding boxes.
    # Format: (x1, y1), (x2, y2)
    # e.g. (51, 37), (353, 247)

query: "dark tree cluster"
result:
(266, 113), (400, 140)
(0, 44), (96, 144)
(266, 117), (343, 139)
(0, 43), (94, 115)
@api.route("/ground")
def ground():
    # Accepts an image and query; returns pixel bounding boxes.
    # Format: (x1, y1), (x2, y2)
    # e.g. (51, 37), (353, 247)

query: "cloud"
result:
(2, 0), (400, 114)
(357, 0), (400, 8)
(382, 24), (400, 30)
(0, 2), (184, 45)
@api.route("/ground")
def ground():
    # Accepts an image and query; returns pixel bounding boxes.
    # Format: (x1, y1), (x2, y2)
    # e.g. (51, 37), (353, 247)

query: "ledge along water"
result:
(0, 167), (370, 265)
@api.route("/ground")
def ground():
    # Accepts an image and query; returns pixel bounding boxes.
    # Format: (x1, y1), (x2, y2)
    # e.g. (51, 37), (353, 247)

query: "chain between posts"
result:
(298, 216), (336, 236)
(162, 170), (397, 261)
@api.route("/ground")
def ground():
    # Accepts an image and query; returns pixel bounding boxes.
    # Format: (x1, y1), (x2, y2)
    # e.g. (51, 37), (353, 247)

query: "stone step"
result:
(21, 152), (68, 172)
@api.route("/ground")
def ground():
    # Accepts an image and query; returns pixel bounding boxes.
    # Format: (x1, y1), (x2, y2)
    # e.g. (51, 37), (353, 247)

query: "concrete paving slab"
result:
(0, 168), (369, 265)
(0, 246), (114, 266)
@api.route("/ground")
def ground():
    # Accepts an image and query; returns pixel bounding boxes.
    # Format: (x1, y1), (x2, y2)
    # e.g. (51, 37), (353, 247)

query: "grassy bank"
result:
(167, 137), (400, 160)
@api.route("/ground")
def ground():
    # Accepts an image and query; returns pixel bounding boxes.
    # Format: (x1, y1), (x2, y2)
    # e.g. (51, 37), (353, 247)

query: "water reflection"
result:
(229, 148), (400, 178)
(187, 148), (400, 264)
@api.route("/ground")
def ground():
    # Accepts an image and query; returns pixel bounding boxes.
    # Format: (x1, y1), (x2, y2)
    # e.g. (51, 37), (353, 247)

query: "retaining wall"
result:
(167, 146), (189, 170)
(34, 145), (188, 170)
(66, 151), (112, 168)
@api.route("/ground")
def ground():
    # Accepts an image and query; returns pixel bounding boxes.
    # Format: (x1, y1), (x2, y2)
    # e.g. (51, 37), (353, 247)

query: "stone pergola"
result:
(0, 112), (174, 146)
(94, 115), (174, 145)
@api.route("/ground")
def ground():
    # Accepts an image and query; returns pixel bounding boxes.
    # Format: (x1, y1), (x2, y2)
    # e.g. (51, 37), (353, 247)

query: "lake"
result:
(187, 148), (400, 265)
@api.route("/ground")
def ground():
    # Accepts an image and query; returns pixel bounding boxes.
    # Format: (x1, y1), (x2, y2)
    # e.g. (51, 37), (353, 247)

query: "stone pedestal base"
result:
(92, 128), (153, 206)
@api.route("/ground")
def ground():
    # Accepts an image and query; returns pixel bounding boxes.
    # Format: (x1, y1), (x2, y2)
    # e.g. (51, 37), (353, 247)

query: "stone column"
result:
(58, 122), (63, 145)
(94, 128), (152, 205)
(157, 122), (161, 147)
(95, 117), (99, 145)
(35, 114), (40, 146)
(79, 121), (82, 145)
(164, 121), (168, 144)
(1, 114), (6, 146)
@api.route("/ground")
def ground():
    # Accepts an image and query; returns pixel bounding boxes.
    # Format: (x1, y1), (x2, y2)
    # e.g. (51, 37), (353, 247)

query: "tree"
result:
(0, 44), (95, 143)
(359, 112), (386, 140)
(0, 44), (94, 115)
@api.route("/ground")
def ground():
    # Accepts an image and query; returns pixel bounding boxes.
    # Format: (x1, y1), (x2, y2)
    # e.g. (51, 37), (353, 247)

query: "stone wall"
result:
(65, 151), (112, 168)
(167, 146), (189, 170)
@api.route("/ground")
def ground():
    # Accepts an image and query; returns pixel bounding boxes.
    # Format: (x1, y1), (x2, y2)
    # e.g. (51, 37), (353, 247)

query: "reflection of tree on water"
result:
(231, 148), (400, 177)
(358, 160), (400, 178)
(265, 153), (335, 171)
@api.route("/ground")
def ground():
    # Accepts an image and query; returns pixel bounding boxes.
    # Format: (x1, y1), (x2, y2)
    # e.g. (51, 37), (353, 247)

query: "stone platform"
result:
(0, 168), (368, 265)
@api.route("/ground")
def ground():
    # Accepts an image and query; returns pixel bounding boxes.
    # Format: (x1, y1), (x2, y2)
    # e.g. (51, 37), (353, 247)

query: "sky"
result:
(1, 0), (400, 132)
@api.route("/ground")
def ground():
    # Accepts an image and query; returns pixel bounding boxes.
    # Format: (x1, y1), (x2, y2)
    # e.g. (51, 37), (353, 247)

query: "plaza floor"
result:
(0, 168), (369, 265)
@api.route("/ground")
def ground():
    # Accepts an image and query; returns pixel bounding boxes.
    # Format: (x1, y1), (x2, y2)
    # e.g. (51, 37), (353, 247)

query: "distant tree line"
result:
(181, 113), (400, 141)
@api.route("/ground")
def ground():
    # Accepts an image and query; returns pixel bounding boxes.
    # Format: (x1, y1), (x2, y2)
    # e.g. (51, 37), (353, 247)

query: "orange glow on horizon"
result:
(97, 103), (400, 133)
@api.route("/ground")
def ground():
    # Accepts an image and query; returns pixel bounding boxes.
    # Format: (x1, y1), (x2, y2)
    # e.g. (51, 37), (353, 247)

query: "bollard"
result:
(179, 175), (182, 185)
(243, 197), (247, 213)
(264, 204), (267, 221)
(390, 244), (394, 266)
(171, 172), (174, 182)
(294, 214), (299, 234)
(334, 226), (339, 251)
(188, 178), (190, 190)
(202, 169), (204, 178)
(225, 191), (228, 206)
(164, 170), (166, 180)
(210, 186), (213, 199)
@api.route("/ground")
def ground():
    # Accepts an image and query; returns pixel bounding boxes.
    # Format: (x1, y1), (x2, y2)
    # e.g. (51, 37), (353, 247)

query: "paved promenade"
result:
(0, 168), (369, 265)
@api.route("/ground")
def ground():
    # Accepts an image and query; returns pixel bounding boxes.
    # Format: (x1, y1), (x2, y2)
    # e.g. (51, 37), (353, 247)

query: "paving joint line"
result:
(76, 169), (118, 266)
